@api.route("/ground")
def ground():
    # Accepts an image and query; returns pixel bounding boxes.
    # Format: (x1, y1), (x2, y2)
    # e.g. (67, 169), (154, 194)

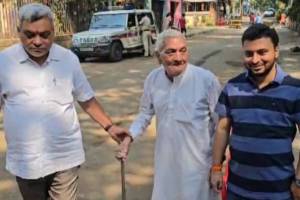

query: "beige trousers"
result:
(16, 166), (79, 200)
(142, 30), (152, 56)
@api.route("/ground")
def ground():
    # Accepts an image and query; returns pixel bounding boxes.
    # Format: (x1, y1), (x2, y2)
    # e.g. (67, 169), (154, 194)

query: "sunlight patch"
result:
(0, 180), (15, 191)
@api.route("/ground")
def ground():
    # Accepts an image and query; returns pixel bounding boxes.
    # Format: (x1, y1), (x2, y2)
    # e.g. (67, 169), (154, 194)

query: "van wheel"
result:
(109, 42), (123, 62)
(78, 56), (85, 62)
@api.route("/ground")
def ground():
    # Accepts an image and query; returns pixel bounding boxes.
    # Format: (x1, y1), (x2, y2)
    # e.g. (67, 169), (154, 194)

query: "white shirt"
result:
(255, 15), (263, 23)
(139, 15), (151, 30)
(0, 44), (94, 179)
(130, 64), (220, 200)
(162, 16), (172, 30)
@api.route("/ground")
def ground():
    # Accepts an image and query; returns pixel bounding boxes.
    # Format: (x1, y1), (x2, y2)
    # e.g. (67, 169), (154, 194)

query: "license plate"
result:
(80, 47), (93, 51)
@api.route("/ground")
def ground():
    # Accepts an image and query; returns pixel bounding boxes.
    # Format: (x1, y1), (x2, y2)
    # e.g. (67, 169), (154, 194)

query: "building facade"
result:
(184, 0), (217, 27)
(152, 0), (230, 29)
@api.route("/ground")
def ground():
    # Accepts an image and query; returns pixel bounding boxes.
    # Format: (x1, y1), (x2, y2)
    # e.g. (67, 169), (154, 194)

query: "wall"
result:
(184, 2), (217, 27)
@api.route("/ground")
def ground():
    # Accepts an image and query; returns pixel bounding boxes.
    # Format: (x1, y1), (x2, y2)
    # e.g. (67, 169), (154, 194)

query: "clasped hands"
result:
(106, 124), (132, 162)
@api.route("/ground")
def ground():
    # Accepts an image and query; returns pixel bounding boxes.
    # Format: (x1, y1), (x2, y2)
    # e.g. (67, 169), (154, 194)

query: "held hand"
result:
(107, 125), (130, 143)
(116, 135), (132, 162)
(210, 171), (223, 193)
(291, 182), (300, 200)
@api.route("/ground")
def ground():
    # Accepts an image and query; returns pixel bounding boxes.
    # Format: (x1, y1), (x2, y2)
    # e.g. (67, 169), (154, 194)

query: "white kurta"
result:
(130, 64), (221, 200)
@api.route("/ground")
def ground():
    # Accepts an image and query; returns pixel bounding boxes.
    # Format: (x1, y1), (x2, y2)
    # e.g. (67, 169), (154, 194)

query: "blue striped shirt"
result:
(216, 65), (300, 200)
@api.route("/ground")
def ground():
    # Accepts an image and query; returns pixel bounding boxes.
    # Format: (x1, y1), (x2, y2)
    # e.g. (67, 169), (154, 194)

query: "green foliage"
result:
(250, 0), (276, 11)
(278, 0), (289, 4)
(205, 16), (215, 26)
(287, 1), (300, 22)
(44, 0), (111, 33)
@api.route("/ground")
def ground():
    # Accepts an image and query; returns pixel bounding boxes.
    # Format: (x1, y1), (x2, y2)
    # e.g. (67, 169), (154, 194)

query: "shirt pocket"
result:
(47, 79), (73, 105)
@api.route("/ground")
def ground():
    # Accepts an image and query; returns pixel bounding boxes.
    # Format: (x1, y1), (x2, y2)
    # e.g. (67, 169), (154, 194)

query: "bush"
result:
(205, 17), (215, 26)
(287, 1), (300, 22)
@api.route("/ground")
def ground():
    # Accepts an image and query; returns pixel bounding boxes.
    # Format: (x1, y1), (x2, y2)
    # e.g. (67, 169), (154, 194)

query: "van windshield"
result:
(90, 14), (127, 29)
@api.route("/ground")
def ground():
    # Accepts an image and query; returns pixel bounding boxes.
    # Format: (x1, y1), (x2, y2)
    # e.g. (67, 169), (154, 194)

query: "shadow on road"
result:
(81, 52), (145, 64)
(195, 49), (222, 66)
(225, 60), (243, 68)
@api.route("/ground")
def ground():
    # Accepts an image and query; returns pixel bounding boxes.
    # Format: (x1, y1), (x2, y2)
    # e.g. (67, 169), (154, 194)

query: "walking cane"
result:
(121, 159), (126, 200)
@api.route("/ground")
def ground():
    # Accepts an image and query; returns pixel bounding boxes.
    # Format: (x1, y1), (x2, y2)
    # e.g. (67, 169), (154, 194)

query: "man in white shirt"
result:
(162, 13), (172, 31)
(118, 29), (220, 200)
(0, 3), (129, 200)
(139, 13), (152, 56)
(255, 12), (263, 24)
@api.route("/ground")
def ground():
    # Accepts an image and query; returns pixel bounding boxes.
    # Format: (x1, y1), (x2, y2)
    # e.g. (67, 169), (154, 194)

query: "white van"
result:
(71, 9), (158, 62)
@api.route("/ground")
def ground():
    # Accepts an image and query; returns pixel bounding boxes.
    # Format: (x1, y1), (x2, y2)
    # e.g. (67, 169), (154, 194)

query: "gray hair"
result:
(155, 29), (185, 53)
(19, 3), (53, 27)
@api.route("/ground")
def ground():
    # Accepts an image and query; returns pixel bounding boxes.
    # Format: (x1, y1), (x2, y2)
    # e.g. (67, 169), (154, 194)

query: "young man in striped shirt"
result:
(210, 24), (300, 200)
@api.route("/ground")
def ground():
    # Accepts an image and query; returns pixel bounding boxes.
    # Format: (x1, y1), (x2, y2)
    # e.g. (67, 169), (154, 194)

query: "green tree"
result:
(250, 0), (276, 11)
(278, 0), (289, 4)
(287, 0), (300, 22)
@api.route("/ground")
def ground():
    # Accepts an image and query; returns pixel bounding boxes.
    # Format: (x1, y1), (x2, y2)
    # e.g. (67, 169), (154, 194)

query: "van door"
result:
(126, 13), (140, 48)
(138, 12), (158, 43)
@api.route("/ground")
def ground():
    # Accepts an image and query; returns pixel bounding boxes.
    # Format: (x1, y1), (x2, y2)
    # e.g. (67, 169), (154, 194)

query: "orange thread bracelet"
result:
(211, 164), (222, 172)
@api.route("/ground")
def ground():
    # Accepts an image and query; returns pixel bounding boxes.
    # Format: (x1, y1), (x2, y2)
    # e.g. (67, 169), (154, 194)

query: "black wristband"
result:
(104, 124), (113, 132)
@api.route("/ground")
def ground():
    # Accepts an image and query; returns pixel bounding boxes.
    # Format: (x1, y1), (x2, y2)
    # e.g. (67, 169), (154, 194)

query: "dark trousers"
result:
(181, 28), (187, 36)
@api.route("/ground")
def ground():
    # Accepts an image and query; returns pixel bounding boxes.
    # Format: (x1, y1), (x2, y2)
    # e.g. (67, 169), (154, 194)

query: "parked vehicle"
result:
(263, 8), (276, 17)
(71, 9), (158, 62)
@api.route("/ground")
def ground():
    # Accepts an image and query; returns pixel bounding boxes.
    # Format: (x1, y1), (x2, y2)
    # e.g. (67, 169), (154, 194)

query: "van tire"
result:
(79, 56), (85, 62)
(109, 42), (123, 62)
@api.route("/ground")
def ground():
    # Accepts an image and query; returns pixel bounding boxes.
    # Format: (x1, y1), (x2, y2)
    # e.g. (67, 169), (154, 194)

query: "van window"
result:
(127, 13), (136, 27)
(184, 2), (210, 12)
(147, 13), (154, 24)
(90, 13), (127, 29)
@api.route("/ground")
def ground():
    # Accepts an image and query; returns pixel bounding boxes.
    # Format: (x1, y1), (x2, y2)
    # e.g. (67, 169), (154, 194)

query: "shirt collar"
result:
(273, 64), (287, 84)
(163, 64), (190, 83)
(16, 44), (30, 63)
(47, 44), (60, 62)
(245, 64), (287, 85)
(17, 43), (60, 64)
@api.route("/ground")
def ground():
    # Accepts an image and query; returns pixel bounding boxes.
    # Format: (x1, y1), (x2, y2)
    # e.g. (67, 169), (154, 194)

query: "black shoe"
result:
(291, 46), (300, 52)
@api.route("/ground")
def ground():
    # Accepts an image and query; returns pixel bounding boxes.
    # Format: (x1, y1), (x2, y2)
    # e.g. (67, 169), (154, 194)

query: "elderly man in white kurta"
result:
(0, 3), (129, 200)
(118, 29), (221, 200)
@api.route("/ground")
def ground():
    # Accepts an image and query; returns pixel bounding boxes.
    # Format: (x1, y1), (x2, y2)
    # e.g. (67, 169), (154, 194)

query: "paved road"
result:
(0, 25), (300, 200)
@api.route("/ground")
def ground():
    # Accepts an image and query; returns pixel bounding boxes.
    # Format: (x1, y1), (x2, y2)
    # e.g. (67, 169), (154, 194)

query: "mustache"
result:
(169, 60), (185, 66)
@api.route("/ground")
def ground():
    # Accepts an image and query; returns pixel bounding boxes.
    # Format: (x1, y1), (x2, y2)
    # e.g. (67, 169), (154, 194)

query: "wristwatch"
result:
(295, 178), (300, 187)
